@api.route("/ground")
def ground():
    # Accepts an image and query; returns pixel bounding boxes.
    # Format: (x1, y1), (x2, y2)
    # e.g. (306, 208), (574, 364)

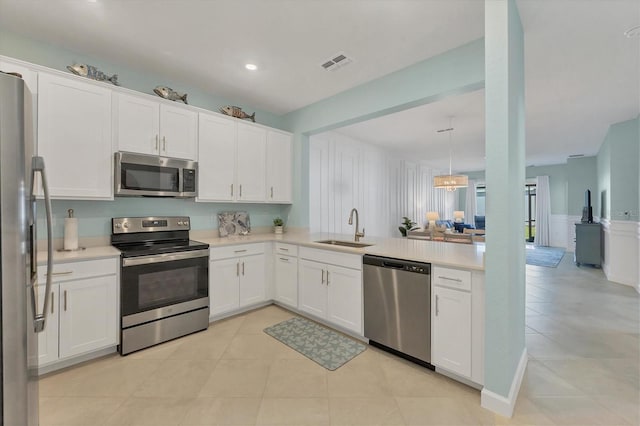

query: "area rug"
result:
(526, 245), (565, 267)
(264, 317), (366, 370)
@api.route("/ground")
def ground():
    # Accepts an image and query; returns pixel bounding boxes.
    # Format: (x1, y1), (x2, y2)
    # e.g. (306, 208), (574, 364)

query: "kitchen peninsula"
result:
(38, 231), (485, 388)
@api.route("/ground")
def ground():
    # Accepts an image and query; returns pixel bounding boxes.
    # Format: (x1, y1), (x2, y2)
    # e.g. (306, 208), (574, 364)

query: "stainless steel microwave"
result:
(114, 152), (197, 198)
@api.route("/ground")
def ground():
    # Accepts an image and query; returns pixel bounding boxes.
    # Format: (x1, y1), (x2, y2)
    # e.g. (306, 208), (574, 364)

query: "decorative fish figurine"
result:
(219, 106), (255, 122)
(66, 63), (119, 85)
(153, 86), (188, 104)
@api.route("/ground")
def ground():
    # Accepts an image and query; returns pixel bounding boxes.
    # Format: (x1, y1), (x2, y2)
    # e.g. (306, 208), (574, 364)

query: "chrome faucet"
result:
(348, 208), (365, 242)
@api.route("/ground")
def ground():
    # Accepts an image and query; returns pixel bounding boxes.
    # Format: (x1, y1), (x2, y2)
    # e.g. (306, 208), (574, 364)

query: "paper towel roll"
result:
(64, 217), (78, 250)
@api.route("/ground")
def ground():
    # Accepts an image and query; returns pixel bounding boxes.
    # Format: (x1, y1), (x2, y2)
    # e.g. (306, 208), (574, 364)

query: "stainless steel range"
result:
(111, 216), (209, 355)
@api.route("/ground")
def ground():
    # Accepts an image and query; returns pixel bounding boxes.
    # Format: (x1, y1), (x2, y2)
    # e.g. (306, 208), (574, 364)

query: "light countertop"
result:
(38, 231), (485, 271)
(200, 232), (486, 271)
(37, 245), (121, 265)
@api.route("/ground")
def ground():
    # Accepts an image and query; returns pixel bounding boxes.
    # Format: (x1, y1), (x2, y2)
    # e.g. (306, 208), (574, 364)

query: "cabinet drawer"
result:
(210, 243), (265, 260)
(275, 243), (298, 257)
(432, 266), (471, 291)
(37, 258), (118, 284)
(299, 247), (361, 270)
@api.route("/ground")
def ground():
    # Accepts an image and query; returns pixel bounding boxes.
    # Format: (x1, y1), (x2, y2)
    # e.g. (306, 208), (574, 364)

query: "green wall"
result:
(597, 116), (640, 220)
(597, 132), (612, 219)
(608, 117), (639, 220)
(36, 199), (290, 240)
(458, 161), (600, 217)
(567, 156), (598, 217)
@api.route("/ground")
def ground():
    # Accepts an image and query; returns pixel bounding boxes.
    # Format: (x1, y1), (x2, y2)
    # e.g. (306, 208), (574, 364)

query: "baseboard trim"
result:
(481, 348), (528, 418)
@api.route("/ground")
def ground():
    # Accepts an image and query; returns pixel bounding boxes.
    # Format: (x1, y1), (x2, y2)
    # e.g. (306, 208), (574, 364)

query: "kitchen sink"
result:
(315, 239), (374, 248)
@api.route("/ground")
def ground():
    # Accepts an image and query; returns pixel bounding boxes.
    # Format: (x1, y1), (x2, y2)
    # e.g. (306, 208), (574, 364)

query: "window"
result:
(476, 185), (486, 216)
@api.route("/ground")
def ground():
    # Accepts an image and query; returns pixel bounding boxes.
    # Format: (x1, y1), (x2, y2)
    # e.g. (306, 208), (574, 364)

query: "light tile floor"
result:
(39, 255), (639, 425)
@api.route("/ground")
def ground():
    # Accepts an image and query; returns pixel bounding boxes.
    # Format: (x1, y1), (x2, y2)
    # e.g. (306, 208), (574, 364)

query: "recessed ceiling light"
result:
(245, 64), (257, 71)
(624, 25), (640, 38)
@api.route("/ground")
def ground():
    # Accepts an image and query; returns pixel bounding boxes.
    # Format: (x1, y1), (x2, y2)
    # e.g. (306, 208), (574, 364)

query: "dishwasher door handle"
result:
(382, 261), (405, 269)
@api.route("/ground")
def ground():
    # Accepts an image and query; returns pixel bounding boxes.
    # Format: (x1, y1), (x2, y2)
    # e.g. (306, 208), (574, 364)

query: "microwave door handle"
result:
(30, 156), (53, 333)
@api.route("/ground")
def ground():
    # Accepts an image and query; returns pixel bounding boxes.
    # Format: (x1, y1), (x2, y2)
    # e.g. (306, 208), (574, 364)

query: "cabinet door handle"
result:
(270, 187), (274, 198)
(279, 257), (289, 262)
(326, 270), (330, 285)
(321, 269), (325, 284)
(51, 291), (54, 314)
(438, 276), (462, 283)
(435, 294), (439, 316)
(242, 262), (245, 276)
(239, 184), (242, 197)
(236, 262), (239, 277)
(279, 247), (289, 251)
(52, 271), (73, 276)
(230, 184), (234, 197)
(155, 134), (159, 151)
(234, 249), (247, 253)
(64, 290), (67, 311)
(163, 136), (167, 152)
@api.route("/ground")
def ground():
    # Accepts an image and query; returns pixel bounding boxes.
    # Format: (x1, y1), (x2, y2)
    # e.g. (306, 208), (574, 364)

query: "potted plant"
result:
(398, 216), (417, 237)
(273, 217), (284, 234)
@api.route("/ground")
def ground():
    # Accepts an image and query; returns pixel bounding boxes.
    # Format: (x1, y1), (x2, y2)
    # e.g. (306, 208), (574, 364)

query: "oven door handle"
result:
(122, 249), (209, 267)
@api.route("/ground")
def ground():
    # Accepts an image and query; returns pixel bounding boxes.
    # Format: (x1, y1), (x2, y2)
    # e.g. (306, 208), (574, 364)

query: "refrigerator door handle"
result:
(30, 156), (53, 333)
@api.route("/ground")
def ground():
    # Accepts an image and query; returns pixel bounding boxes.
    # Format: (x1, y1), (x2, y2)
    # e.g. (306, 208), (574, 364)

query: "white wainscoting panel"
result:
(310, 132), (453, 239)
(601, 219), (639, 289)
(310, 132), (392, 237)
(549, 214), (569, 250)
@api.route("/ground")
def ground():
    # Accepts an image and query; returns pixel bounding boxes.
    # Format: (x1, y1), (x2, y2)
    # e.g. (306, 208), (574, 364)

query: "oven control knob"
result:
(114, 223), (121, 229)
(122, 222), (129, 229)
(178, 221), (184, 226)
(184, 221), (189, 226)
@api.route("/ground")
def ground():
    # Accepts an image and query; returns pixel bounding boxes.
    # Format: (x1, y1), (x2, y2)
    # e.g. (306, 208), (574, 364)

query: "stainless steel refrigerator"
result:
(1, 71), (53, 425)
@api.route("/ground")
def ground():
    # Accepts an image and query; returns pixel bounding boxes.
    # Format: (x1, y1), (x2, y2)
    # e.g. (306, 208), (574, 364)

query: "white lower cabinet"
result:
(431, 265), (483, 383)
(298, 247), (362, 335)
(298, 259), (328, 318)
(432, 285), (471, 377)
(274, 255), (298, 309)
(35, 258), (118, 370)
(36, 283), (59, 366)
(209, 244), (267, 317)
(58, 276), (118, 358)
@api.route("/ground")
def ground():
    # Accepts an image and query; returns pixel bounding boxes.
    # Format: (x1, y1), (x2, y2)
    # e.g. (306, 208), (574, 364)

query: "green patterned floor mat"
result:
(264, 316), (366, 370)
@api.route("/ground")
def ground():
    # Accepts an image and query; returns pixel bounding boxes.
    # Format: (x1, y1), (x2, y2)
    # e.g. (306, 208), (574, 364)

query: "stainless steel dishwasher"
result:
(363, 255), (432, 367)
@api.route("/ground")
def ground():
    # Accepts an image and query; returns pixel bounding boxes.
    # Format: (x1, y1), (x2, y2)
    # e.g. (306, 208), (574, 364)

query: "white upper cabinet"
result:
(198, 114), (289, 204)
(37, 72), (113, 199)
(197, 113), (236, 201)
(113, 92), (197, 160)
(266, 130), (292, 203)
(160, 103), (197, 160)
(113, 93), (160, 155)
(236, 122), (267, 202)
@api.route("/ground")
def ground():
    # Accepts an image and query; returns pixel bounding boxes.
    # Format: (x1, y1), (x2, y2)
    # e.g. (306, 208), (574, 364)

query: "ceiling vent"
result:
(321, 52), (353, 71)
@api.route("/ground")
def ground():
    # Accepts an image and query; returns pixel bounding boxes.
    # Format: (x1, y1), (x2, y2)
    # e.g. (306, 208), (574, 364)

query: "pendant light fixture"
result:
(433, 117), (468, 191)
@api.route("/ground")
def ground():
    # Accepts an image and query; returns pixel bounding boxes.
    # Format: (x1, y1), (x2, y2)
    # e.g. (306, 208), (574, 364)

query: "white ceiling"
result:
(1, 0), (638, 170)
